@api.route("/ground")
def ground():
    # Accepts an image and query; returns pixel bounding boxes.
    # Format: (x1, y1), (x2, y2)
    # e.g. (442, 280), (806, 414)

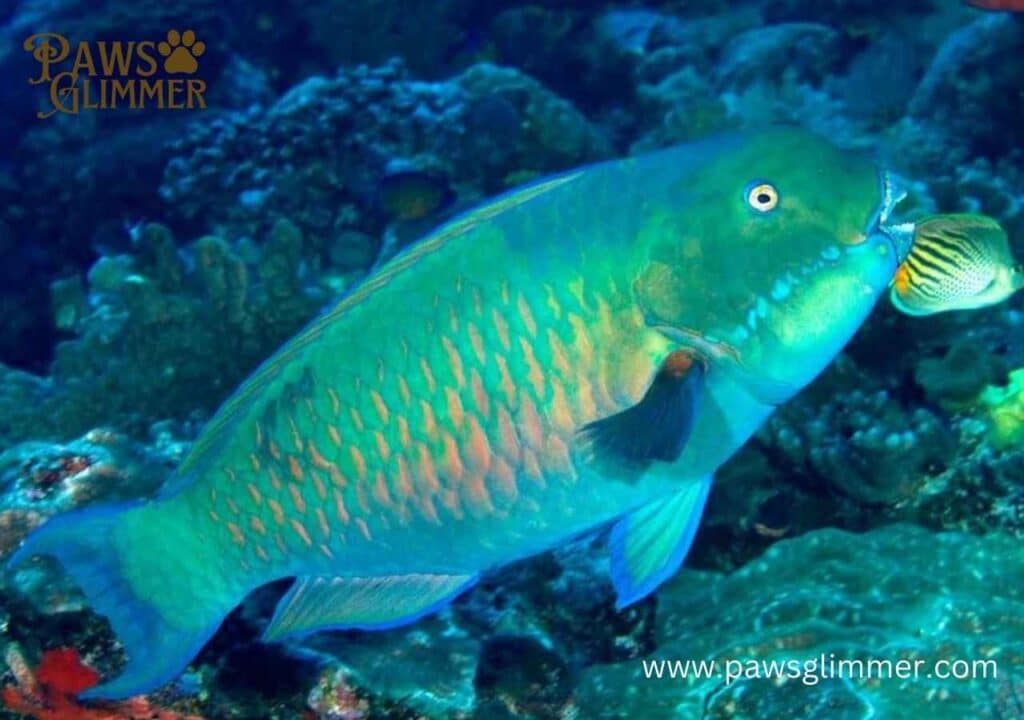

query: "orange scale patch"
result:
(226, 522), (245, 547)
(491, 308), (512, 352)
(420, 357), (437, 394)
(547, 329), (572, 377)
(356, 484), (372, 515)
(333, 489), (351, 525)
(465, 415), (492, 474)
(518, 393), (544, 449)
(326, 387), (342, 416)
(471, 286), (484, 316)
(439, 488), (464, 519)
(328, 464), (347, 489)
(470, 369), (490, 420)
(495, 354), (517, 408)
(374, 431), (392, 464)
(268, 499), (286, 525)
(495, 406), (521, 463)
(567, 314), (594, 365)
(490, 456), (519, 503)
(370, 390), (390, 425)
(522, 449), (545, 489)
(444, 388), (465, 429)
(355, 518), (372, 541)
(420, 400), (439, 440)
(304, 398), (319, 425)
(349, 447), (367, 482)
(307, 441), (331, 470)
(442, 337), (465, 388)
(373, 470), (394, 509)
(464, 474), (495, 517)
(288, 484), (307, 514)
(267, 439), (282, 461)
(398, 376), (412, 406)
(288, 419), (304, 453)
(544, 435), (576, 482)
(416, 443), (441, 493)
(312, 471), (328, 501)
(327, 425), (344, 448)
(349, 407), (365, 432)
(396, 456), (414, 498)
(519, 337), (546, 400)
(516, 293), (537, 338)
(246, 483), (263, 506)
(250, 516), (267, 536)
(315, 508), (331, 539)
(397, 416), (412, 449)
(549, 379), (575, 433)
(441, 433), (465, 482)
(287, 455), (304, 483)
(419, 495), (441, 524)
(543, 284), (562, 319)
(574, 377), (599, 421)
(467, 323), (487, 366)
(290, 518), (314, 547)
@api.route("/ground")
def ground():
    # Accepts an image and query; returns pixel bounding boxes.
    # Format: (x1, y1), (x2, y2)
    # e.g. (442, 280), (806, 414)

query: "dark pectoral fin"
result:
(577, 349), (704, 472)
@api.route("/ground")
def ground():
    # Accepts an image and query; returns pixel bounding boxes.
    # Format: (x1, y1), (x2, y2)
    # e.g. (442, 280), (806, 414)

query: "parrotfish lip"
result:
(869, 171), (914, 264)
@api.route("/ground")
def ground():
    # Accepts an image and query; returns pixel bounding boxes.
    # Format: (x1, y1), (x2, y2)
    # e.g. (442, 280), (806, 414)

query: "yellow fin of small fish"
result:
(890, 213), (1022, 316)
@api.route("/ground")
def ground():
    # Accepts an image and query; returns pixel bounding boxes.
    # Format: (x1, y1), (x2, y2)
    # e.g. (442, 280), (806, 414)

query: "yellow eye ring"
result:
(747, 183), (778, 213)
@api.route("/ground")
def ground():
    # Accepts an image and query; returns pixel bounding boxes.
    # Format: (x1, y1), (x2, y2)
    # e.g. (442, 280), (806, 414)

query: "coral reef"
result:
(2, 645), (204, 720)
(762, 355), (954, 507)
(980, 368), (1024, 450)
(159, 59), (609, 262)
(576, 524), (1024, 720)
(1, 220), (328, 445)
(1, 1), (1023, 717)
(0, 426), (187, 617)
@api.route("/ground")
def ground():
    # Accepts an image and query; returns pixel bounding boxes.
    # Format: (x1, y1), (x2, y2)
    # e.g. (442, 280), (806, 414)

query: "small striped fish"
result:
(891, 214), (1023, 316)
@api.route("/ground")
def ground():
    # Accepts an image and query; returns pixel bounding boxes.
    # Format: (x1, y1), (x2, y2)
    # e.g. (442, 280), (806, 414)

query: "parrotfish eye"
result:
(746, 182), (779, 213)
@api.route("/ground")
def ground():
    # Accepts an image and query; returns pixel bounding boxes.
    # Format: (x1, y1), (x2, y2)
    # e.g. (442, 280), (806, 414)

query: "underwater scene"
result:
(1, 0), (1023, 718)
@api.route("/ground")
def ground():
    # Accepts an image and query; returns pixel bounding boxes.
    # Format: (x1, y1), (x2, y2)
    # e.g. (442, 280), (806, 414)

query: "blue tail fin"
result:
(9, 502), (235, 699)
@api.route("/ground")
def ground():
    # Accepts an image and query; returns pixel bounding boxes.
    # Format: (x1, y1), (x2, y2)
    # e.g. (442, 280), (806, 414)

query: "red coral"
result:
(33, 648), (100, 696)
(2, 647), (204, 720)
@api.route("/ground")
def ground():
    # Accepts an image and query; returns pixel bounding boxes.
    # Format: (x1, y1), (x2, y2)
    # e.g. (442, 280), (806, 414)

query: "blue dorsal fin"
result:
(263, 573), (478, 642)
(610, 475), (713, 608)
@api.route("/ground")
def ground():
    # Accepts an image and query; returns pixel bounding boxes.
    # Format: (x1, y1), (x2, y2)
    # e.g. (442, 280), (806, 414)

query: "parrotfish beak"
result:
(870, 171), (914, 263)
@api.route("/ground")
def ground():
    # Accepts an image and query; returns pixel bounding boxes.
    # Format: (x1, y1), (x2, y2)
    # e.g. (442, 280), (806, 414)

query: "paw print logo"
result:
(158, 29), (204, 74)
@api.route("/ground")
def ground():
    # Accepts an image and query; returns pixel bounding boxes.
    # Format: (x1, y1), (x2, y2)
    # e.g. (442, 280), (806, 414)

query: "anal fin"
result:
(610, 475), (712, 608)
(263, 573), (477, 642)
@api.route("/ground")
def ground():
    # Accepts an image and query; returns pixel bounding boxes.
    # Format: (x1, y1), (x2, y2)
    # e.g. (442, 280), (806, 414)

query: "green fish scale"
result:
(188, 222), (648, 576)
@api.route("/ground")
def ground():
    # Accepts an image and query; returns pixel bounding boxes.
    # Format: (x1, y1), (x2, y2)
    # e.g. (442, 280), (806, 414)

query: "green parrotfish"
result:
(11, 128), (914, 698)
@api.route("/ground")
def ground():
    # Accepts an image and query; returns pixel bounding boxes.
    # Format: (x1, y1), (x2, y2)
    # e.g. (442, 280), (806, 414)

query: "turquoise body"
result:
(10, 129), (908, 698)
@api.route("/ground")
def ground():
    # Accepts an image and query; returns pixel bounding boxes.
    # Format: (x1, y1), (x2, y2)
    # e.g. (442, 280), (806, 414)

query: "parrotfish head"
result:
(637, 128), (910, 405)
